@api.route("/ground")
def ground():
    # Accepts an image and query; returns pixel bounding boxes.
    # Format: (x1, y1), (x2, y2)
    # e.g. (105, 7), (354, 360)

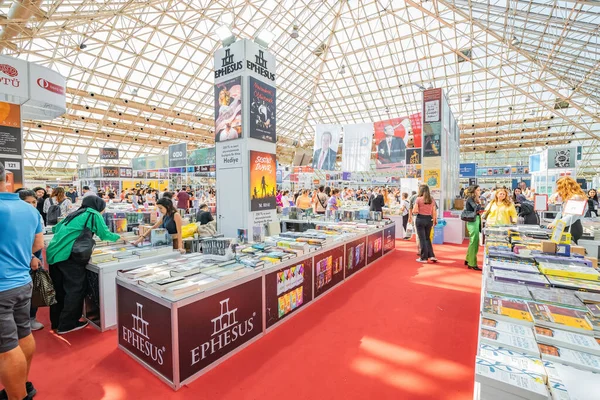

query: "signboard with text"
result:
(100, 147), (119, 160)
(168, 143), (187, 168)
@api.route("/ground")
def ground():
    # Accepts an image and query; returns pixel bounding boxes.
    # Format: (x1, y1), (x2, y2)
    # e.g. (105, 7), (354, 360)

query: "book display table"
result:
(116, 223), (396, 390)
(473, 226), (600, 400)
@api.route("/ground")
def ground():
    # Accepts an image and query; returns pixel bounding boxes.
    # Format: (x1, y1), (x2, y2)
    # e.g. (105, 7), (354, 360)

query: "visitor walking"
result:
(463, 185), (484, 271)
(482, 188), (517, 226)
(413, 185), (438, 263)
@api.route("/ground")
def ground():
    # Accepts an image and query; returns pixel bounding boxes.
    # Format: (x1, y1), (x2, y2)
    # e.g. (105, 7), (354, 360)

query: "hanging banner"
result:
(423, 88), (442, 123)
(168, 143), (187, 168)
(374, 118), (409, 169)
(405, 148), (422, 165)
(100, 147), (119, 160)
(249, 77), (276, 143)
(0, 56), (28, 104)
(0, 102), (21, 156)
(249, 150), (277, 211)
(422, 88), (442, 158)
(25, 62), (67, 120)
(119, 167), (132, 178)
(312, 124), (341, 171)
(459, 163), (477, 178)
(342, 123), (373, 172)
(101, 166), (119, 178)
(187, 147), (216, 166)
(214, 76), (242, 142)
(548, 147), (576, 169)
(408, 112), (422, 148)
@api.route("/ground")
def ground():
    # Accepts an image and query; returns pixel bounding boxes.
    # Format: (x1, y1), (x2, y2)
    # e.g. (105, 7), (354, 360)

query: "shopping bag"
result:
(31, 269), (57, 308)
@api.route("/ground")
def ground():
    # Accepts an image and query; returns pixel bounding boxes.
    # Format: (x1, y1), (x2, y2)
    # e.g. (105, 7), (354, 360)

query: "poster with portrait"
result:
(312, 124), (341, 171)
(249, 77), (276, 143)
(342, 123), (373, 172)
(405, 148), (422, 165)
(214, 76), (242, 142)
(423, 121), (441, 157)
(406, 164), (422, 179)
(249, 150), (277, 211)
(374, 117), (410, 169)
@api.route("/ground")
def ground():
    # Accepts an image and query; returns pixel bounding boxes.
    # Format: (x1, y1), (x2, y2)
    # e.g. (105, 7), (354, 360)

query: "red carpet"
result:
(27, 239), (482, 400)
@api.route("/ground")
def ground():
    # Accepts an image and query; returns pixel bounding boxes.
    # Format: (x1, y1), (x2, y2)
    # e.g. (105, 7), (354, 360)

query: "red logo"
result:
(37, 78), (64, 95)
(0, 64), (18, 77)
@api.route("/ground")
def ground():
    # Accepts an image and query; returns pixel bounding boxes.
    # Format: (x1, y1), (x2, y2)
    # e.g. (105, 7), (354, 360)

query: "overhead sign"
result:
(100, 147), (119, 160)
(0, 56), (28, 104)
(168, 143), (187, 168)
(213, 40), (245, 82)
(25, 62), (66, 120)
(459, 163), (477, 178)
(245, 40), (276, 82)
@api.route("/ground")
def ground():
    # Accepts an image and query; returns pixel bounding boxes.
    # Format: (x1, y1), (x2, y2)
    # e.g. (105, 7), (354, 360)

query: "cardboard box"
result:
(454, 199), (465, 210)
(586, 257), (598, 269)
(542, 241), (557, 253)
(556, 244), (571, 256)
(571, 245), (586, 256)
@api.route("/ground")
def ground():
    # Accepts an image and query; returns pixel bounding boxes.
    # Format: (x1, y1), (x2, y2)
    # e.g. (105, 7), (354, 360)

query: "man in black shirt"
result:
(196, 203), (214, 225)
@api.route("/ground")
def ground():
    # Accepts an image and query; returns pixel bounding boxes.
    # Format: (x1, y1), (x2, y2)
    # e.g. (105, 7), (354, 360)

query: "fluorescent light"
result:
(216, 25), (233, 41)
(255, 30), (275, 48)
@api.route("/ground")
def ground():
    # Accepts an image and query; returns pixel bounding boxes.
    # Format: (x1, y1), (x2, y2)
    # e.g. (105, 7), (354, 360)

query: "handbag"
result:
(71, 213), (96, 263)
(460, 209), (477, 222)
(31, 269), (57, 307)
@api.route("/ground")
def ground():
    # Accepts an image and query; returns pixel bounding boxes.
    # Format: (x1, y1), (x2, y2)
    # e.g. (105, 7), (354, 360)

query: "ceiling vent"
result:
(458, 49), (471, 62)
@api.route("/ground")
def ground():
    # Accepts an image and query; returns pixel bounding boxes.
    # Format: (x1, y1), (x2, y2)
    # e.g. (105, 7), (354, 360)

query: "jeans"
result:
(402, 214), (409, 237)
(466, 216), (481, 267)
(49, 257), (87, 331)
(415, 215), (435, 260)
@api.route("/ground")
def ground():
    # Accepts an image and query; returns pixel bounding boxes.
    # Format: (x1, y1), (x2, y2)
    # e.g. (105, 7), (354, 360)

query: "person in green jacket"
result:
(46, 196), (120, 334)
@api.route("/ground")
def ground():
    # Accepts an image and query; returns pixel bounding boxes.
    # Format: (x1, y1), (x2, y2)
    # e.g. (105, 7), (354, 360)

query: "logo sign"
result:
(177, 277), (262, 381)
(345, 236), (367, 279)
(383, 225), (396, 254)
(265, 258), (313, 329)
(214, 40), (244, 80)
(246, 41), (276, 81)
(101, 166), (119, 178)
(367, 231), (383, 265)
(168, 143), (187, 168)
(100, 147), (119, 160)
(314, 245), (345, 299)
(459, 163), (477, 178)
(0, 56), (27, 102)
(0, 64), (18, 77)
(117, 284), (173, 381)
(36, 78), (65, 95)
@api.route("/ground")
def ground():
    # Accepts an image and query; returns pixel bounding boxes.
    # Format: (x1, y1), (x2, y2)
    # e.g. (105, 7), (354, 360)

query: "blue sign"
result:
(529, 154), (541, 173)
(459, 163), (477, 178)
(342, 172), (352, 181)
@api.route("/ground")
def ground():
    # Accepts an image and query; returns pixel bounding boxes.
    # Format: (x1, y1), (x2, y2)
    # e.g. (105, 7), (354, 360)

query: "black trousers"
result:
(570, 219), (583, 244)
(49, 257), (87, 331)
(415, 215), (435, 260)
(402, 214), (409, 237)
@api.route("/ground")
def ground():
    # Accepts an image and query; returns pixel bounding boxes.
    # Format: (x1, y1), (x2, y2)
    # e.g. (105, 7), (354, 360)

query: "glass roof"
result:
(1, 0), (599, 177)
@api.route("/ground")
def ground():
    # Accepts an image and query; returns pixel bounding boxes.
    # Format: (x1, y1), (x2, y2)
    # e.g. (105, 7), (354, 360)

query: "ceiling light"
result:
(414, 84), (425, 91)
(131, 88), (138, 96)
(290, 25), (299, 39)
(427, 83), (433, 89)
(339, 65), (346, 75)
(464, 95), (471, 102)
(511, 36), (520, 46)
(255, 30), (275, 48)
(216, 25), (236, 47)
(79, 43), (87, 50)
(529, 110), (536, 116)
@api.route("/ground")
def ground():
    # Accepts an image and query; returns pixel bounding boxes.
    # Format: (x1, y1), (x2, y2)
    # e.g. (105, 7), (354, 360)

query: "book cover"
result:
(575, 291), (600, 304)
(491, 262), (540, 274)
(538, 343), (600, 373)
(486, 281), (533, 300)
(278, 296), (285, 318)
(480, 327), (540, 356)
(528, 287), (585, 311)
(483, 296), (534, 326)
(493, 270), (549, 287)
(546, 276), (600, 294)
(474, 357), (549, 400)
(481, 318), (535, 339)
(534, 326), (600, 356)
(237, 229), (248, 244)
(587, 304), (600, 318)
(296, 287), (303, 306)
(528, 302), (593, 334)
(284, 293), (291, 313)
(478, 344), (546, 377)
(539, 264), (600, 282)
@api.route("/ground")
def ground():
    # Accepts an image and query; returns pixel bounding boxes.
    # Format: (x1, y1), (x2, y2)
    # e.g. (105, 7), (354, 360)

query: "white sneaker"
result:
(30, 318), (44, 331)
(416, 258), (427, 263)
(429, 257), (438, 263)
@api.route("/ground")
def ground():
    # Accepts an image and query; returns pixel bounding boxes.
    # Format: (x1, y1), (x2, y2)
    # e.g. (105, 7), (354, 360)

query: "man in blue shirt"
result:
(0, 162), (44, 400)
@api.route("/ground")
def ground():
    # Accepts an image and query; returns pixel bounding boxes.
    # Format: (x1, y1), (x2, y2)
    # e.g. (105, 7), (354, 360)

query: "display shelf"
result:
(116, 222), (396, 390)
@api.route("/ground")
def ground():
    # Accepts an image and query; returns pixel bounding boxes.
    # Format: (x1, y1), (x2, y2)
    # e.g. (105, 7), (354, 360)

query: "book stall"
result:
(473, 225), (600, 400)
(115, 220), (396, 390)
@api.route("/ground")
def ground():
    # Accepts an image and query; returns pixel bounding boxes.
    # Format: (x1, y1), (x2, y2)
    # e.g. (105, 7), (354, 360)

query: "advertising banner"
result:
(101, 166), (119, 178)
(312, 124), (341, 171)
(249, 76), (276, 143)
(119, 167), (133, 178)
(168, 143), (187, 168)
(342, 123), (373, 172)
(383, 226), (396, 254)
(314, 244), (345, 299)
(0, 56), (28, 104)
(423, 88), (442, 123)
(214, 76), (242, 142)
(265, 258), (313, 329)
(26, 62), (67, 119)
(548, 147), (576, 169)
(406, 164), (422, 178)
(408, 112), (423, 148)
(374, 117), (409, 169)
(345, 236), (367, 279)
(177, 277), (263, 381)
(132, 157), (147, 171)
(423, 122), (441, 158)
(117, 284), (173, 382)
(459, 163), (477, 178)
(0, 102), (21, 156)
(0, 157), (23, 191)
(187, 147), (216, 166)
(249, 150), (277, 211)
(100, 147), (119, 160)
(366, 231), (383, 264)
(405, 148), (422, 165)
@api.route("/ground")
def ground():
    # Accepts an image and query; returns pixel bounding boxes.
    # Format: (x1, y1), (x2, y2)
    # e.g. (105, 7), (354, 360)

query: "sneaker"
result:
(57, 320), (88, 335)
(416, 258), (427, 263)
(0, 381), (36, 400)
(430, 257), (438, 263)
(30, 319), (44, 331)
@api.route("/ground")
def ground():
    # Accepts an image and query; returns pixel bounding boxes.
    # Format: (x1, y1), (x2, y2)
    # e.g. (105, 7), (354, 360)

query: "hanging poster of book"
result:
(405, 148), (422, 165)
(374, 117), (410, 169)
(249, 150), (277, 211)
(346, 236), (367, 279)
(423, 121), (441, 157)
(406, 164), (422, 178)
(0, 102), (21, 156)
(214, 76), (242, 142)
(383, 225), (396, 254)
(367, 231), (383, 265)
(424, 169), (441, 189)
(265, 258), (313, 329)
(312, 124), (341, 170)
(423, 88), (442, 123)
(314, 244), (345, 298)
(249, 76), (276, 143)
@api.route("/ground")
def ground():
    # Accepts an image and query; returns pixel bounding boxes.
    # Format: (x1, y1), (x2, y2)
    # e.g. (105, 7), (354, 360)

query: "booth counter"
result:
(116, 223), (396, 390)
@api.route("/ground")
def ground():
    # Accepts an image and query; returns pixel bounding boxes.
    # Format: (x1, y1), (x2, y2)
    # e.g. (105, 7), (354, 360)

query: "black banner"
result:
(168, 143), (187, 168)
(383, 225), (396, 254)
(249, 77), (276, 143)
(345, 237), (367, 279)
(100, 147), (119, 160)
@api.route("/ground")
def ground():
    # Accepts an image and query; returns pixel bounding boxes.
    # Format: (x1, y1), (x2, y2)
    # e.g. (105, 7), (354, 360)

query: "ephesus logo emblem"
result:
(121, 302), (166, 365)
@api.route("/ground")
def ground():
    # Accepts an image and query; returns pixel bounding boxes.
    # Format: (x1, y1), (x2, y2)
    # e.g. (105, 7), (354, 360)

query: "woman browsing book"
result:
(548, 176), (588, 244)
(133, 198), (186, 254)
